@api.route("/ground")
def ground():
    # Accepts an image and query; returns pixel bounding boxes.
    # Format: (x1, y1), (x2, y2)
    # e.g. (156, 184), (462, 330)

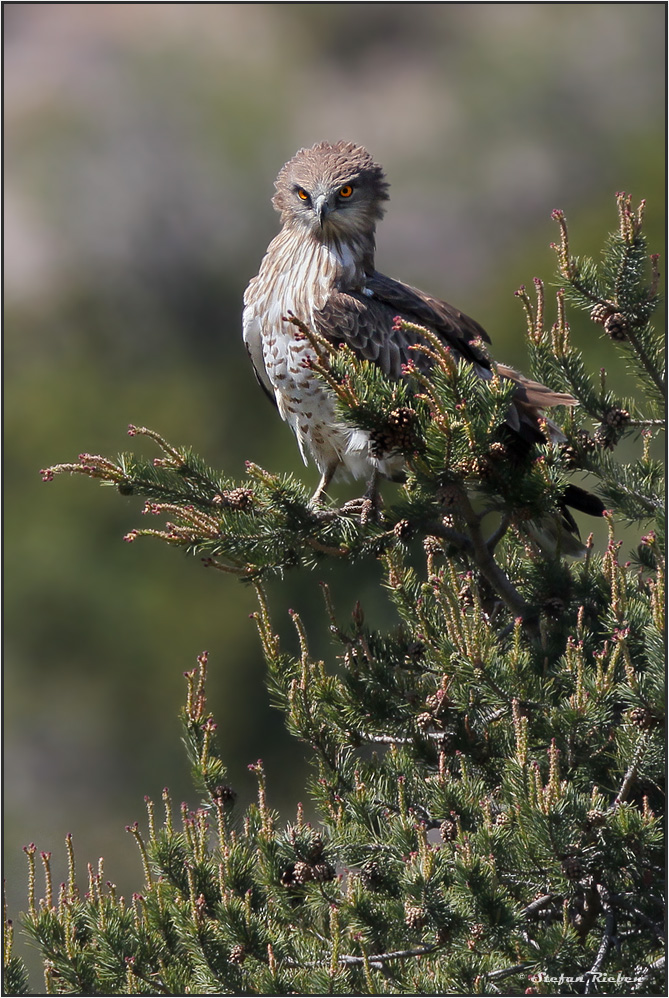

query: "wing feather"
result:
(242, 302), (278, 408)
(311, 269), (577, 446)
(312, 272), (492, 379)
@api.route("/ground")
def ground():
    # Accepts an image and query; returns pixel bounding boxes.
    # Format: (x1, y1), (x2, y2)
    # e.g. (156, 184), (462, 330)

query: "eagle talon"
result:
(339, 490), (384, 525)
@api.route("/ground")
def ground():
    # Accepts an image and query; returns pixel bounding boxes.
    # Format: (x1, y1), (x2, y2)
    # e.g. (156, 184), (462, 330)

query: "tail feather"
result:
(562, 483), (606, 517)
(497, 364), (578, 410)
(525, 515), (588, 558)
(526, 488), (604, 558)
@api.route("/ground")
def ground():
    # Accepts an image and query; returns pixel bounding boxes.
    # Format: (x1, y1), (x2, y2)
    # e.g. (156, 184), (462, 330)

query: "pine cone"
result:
(630, 706), (659, 730)
(604, 312), (628, 341)
(594, 411), (628, 450)
(417, 711), (436, 731)
(561, 856), (584, 881)
(306, 835), (324, 862)
(360, 859), (383, 889)
(590, 303), (615, 325)
(211, 784), (237, 804)
(438, 483), (463, 508)
(292, 860), (314, 885)
(404, 904), (426, 929)
(576, 429), (597, 452)
(280, 863), (297, 887)
(311, 861), (335, 883)
(393, 518), (413, 540)
(595, 408), (630, 450)
(388, 406), (419, 447)
(468, 923), (485, 947)
(605, 407), (630, 429)
(370, 407), (418, 457)
(593, 426), (614, 450)
(228, 944), (246, 965)
(425, 689), (449, 712)
(440, 818), (458, 842)
(217, 487), (254, 511)
(488, 441), (509, 459)
(460, 456), (488, 479)
(423, 535), (443, 556)
(585, 810), (606, 830)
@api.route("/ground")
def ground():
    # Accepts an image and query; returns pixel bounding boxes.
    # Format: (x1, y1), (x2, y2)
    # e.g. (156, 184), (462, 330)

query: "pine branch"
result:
(12, 194), (665, 995)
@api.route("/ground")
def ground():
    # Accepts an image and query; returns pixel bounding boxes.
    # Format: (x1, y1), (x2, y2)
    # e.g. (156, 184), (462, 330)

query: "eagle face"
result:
(288, 178), (368, 239)
(271, 140), (389, 244)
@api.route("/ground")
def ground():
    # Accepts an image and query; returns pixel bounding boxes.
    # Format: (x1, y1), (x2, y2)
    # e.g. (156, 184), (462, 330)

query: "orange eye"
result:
(297, 188), (309, 201)
(339, 185), (353, 198)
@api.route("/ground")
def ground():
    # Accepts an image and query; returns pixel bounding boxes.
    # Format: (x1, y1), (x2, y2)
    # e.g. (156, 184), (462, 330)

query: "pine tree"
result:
(5, 195), (664, 996)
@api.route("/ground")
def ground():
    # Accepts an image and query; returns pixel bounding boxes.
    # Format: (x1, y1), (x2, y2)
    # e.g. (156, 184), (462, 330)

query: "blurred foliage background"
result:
(4, 3), (664, 980)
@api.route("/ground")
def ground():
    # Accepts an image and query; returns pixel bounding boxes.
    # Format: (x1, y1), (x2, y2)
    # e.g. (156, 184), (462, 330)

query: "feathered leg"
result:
(310, 463), (338, 506)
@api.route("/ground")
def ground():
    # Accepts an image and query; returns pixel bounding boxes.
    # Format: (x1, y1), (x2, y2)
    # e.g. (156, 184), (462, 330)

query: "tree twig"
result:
(521, 894), (556, 918)
(285, 943), (441, 970)
(458, 491), (534, 622)
(486, 961), (534, 982)
(611, 732), (650, 809)
(584, 885), (617, 994)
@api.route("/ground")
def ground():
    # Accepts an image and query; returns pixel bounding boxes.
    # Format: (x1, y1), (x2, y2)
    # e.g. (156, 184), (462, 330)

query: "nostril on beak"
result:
(315, 196), (330, 226)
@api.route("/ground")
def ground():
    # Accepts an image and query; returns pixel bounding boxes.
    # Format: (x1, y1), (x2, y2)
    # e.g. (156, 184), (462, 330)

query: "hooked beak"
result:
(314, 195), (330, 227)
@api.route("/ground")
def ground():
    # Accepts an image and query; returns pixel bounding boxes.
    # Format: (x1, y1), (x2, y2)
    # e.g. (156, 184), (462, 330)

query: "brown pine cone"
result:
(440, 818), (458, 842)
(360, 859), (383, 889)
(216, 487), (254, 510)
(630, 706), (660, 730)
(405, 904), (426, 929)
(543, 597), (566, 619)
(371, 407), (419, 456)
(393, 518), (413, 540)
(605, 407), (630, 429)
(417, 711), (437, 731)
(561, 856), (584, 881)
(311, 861), (335, 883)
(292, 861), (314, 884)
(576, 429), (597, 452)
(590, 303), (615, 325)
(604, 313), (628, 341)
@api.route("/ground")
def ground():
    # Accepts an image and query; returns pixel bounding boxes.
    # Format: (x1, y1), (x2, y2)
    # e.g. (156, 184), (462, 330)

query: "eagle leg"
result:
(310, 466), (383, 525)
(310, 463), (339, 507)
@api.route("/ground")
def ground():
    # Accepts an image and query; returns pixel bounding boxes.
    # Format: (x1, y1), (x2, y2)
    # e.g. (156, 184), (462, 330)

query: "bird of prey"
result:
(243, 140), (602, 547)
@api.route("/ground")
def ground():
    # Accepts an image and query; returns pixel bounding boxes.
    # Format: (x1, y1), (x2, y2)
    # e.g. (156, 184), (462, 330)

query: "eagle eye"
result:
(296, 188), (310, 201)
(338, 185), (353, 198)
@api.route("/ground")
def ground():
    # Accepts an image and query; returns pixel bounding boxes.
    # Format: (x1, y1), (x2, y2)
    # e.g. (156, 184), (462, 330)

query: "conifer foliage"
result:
(6, 197), (664, 995)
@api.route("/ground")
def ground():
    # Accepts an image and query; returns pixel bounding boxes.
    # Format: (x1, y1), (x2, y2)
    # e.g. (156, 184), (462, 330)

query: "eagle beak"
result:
(314, 196), (330, 226)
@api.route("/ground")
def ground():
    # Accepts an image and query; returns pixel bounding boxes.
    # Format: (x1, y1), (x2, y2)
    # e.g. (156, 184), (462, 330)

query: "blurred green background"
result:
(4, 3), (664, 979)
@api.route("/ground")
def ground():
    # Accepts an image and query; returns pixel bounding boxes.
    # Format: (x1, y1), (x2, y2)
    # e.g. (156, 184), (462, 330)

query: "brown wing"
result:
(312, 270), (492, 380)
(366, 271), (491, 347)
(311, 270), (577, 446)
